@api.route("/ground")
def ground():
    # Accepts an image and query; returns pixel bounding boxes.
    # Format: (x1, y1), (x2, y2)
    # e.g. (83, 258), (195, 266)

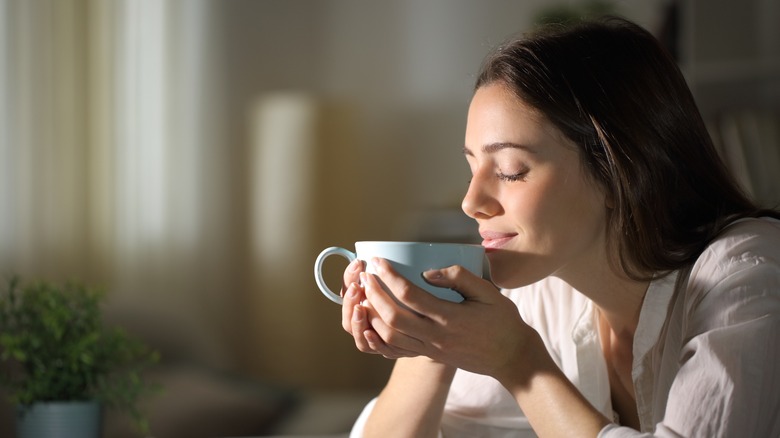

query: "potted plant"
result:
(0, 276), (160, 437)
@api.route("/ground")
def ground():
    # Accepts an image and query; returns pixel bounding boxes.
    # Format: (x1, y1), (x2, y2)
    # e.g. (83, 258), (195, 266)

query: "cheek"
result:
(502, 181), (560, 241)
(559, 177), (608, 236)
(489, 175), (607, 286)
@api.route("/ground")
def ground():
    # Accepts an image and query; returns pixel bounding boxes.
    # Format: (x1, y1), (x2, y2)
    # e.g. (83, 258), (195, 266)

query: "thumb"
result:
(423, 265), (499, 303)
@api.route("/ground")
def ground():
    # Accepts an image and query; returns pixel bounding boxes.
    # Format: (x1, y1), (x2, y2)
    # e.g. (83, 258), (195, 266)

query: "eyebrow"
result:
(462, 142), (537, 156)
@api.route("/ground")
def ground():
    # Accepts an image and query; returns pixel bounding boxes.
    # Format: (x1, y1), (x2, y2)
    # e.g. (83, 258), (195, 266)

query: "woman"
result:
(341, 17), (780, 437)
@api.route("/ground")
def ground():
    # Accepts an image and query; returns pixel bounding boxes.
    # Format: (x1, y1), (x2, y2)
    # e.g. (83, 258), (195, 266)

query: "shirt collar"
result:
(633, 271), (679, 365)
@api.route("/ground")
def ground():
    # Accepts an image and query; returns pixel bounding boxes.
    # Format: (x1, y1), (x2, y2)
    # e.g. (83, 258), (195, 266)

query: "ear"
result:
(605, 193), (615, 209)
(603, 187), (616, 209)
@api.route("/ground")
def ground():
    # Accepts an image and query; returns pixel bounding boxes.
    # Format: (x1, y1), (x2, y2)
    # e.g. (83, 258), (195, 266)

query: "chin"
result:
(490, 274), (533, 290)
(486, 249), (548, 289)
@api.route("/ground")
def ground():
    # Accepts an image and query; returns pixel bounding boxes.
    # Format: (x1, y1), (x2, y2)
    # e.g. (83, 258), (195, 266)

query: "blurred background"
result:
(0, 0), (777, 436)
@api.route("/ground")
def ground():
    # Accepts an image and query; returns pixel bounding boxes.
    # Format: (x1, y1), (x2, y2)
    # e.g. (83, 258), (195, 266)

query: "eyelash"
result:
(496, 170), (528, 182)
(466, 168), (529, 184)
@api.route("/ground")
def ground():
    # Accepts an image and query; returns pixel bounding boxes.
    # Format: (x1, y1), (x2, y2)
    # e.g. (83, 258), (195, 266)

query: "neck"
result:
(557, 261), (650, 342)
(596, 276), (648, 342)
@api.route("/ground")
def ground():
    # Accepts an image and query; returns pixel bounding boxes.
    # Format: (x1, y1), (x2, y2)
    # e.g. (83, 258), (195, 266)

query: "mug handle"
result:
(314, 247), (357, 304)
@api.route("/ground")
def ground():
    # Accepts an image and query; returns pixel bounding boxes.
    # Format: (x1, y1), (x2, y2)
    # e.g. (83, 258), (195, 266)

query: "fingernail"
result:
(347, 282), (360, 298)
(423, 269), (443, 280)
(349, 259), (361, 272)
(370, 257), (383, 272)
(359, 272), (367, 287)
(353, 305), (364, 322)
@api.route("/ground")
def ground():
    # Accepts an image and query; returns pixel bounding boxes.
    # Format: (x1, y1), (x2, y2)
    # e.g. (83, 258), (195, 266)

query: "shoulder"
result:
(691, 217), (780, 284)
(710, 216), (780, 253)
(684, 217), (780, 330)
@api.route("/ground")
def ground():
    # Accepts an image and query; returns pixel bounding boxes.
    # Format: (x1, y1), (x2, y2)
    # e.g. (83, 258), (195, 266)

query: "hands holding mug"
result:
(315, 242), (534, 380)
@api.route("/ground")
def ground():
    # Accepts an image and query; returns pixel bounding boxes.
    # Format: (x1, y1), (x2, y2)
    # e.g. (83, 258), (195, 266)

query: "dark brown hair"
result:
(475, 17), (779, 280)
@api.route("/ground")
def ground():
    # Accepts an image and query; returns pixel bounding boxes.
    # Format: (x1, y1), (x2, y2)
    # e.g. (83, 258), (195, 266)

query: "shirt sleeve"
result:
(349, 397), (445, 438)
(598, 423), (682, 438)
(349, 397), (377, 438)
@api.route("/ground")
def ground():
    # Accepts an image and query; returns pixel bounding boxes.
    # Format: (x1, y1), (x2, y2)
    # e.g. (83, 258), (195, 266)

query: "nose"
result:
(461, 171), (501, 220)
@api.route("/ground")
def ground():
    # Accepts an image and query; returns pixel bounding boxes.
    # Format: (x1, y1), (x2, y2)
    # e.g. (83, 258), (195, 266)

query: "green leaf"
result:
(0, 276), (161, 434)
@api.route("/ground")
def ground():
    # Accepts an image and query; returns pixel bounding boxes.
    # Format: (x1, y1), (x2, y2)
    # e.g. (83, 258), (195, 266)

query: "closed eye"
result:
(496, 170), (528, 182)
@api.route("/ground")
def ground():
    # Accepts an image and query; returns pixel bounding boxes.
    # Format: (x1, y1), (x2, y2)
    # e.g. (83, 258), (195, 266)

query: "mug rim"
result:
(355, 241), (482, 248)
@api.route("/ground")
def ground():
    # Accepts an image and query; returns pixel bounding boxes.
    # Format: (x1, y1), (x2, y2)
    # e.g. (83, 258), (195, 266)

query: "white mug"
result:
(314, 241), (485, 304)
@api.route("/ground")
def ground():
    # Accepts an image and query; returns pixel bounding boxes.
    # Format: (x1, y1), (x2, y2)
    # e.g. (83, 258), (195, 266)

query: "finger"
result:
(422, 264), (499, 303)
(341, 282), (364, 333)
(364, 329), (418, 360)
(369, 257), (455, 320)
(340, 258), (365, 297)
(361, 269), (432, 341)
(362, 306), (421, 359)
(350, 304), (376, 354)
(367, 309), (427, 355)
(352, 305), (412, 358)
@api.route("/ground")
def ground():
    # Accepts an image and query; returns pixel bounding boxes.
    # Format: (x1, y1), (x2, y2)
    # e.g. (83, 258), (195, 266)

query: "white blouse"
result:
(351, 217), (780, 437)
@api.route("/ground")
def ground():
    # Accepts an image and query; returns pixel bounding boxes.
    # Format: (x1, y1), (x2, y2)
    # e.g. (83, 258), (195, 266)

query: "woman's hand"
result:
(339, 259), (415, 359)
(357, 257), (535, 381)
(340, 258), (365, 335)
(341, 259), (458, 437)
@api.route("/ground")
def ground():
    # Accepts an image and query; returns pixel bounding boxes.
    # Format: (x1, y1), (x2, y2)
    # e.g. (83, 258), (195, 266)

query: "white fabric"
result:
(350, 217), (780, 437)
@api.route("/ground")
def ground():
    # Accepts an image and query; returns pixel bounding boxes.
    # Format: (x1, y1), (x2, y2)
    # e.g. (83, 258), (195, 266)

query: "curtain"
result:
(0, 0), (389, 390)
(0, 0), (90, 278)
(707, 109), (780, 209)
(0, 0), (242, 369)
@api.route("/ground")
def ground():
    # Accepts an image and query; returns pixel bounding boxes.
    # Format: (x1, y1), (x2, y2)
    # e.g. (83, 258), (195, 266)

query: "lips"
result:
(480, 230), (517, 250)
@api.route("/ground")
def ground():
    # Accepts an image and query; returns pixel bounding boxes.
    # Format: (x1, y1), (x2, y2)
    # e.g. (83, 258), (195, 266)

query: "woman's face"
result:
(462, 83), (609, 288)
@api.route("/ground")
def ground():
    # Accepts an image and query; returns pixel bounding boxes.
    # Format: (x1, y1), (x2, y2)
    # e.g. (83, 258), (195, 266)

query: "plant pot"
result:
(16, 400), (101, 438)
